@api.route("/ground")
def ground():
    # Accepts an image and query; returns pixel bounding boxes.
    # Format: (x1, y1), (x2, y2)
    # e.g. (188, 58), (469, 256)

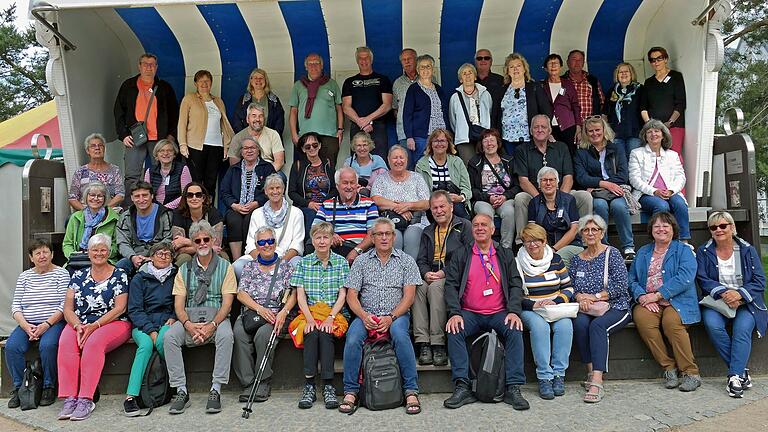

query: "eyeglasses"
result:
(432, 138), (448, 143)
(372, 231), (395, 238)
(539, 178), (557, 183)
(88, 143), (104, 149)
(154, 251), (172, 258)
(88, 193), (105, 199)
(476, 56), (492, 61)
(193, 237), (211, 244)
(709, 223), (731, 232)
(523, 239), (543, 246)
(303, 143), (320, 151)
(256, 238), (276, 246)
(140, 62), (157, 68)
(586, 115), (603, 120)
(186, 192), (204, 199)
(649, 56), (666, 63)
(581, 227), (603, 234)
(242, 146), (257, 151)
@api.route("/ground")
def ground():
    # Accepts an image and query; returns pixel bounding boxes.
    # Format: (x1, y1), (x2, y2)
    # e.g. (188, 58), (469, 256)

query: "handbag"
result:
(456, 90), (485, 141)
(590, 188), (617, 202)
(66, 252), (91, 272)
(584, 248), (611, 317)
(534, 302), (579, 322)
(129, 84), (157, 147)
(699, 295), (737, 319)
(18, 359), (43, 410)
(242, 260), (282, 335)
(381, 209), (409, 231)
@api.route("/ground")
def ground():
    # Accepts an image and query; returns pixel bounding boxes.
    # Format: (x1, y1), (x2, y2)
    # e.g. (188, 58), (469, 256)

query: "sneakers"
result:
(538, 379), (555, 400)
(418, 344), (433, 365)
(206, 389), (222, 414)
(552, 376), (565, 397)
(40, 387), (56, 407)
(168, 390), (191, 414)
(58, 397), (78, 420)
(623, 247), (636, 260)
(7, 388), (20, 409)
(254, 379), (271, 402)
(504, 385), (530, 411)
(432, 345), (448, 366)
(69, 398), (96, 421)
(727, 375), (744, 398)
(298, 383), (316, 409)
(123, 397), (140, 417)
(323, 384), (339, 409)
(679, 374), (701, 392)
(443, 381), (477, 409)
(663, 368), (679, 389)
(741, 369), (753, 389)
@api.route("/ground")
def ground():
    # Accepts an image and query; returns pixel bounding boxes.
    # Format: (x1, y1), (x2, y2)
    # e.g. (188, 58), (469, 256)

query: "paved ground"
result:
(1, 377), (767, 431)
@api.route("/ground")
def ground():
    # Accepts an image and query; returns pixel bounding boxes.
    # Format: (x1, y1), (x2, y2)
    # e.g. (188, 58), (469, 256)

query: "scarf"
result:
(146, 262), (174, 284)
(239, 159), (260, 205)
(80, 207), (106, 250)
(263, 198), (289, 229)
(612, 82), (639, 124)
(516, 245), (554, 296)
(192, 254), (220, 305)
(300, 75), (331, 119)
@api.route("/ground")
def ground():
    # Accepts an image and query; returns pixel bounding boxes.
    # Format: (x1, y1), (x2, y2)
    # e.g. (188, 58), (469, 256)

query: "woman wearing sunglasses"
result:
(640, 47), (686, 161)
(171, 182), (225, 265)
(697, 211), (767, 398)
(288, 132), (336, 240)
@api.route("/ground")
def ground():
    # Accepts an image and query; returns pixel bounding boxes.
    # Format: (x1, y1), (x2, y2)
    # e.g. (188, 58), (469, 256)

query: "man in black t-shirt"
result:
(342, 47), (393, 160)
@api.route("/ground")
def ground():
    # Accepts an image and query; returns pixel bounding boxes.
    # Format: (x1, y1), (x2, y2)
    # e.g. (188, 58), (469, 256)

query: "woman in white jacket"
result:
(448, 63), (492, 164)
(628, 119), (690, 241)
(232, 173), (305, 279)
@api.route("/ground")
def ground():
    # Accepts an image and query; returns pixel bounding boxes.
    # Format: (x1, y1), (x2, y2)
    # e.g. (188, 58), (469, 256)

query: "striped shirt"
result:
(429, 157), (452, 190)
(290, 252), (349, 306)
(519, 254), (574, 310)
(313, 195), (378, 245)
(12, 267), (69, 324)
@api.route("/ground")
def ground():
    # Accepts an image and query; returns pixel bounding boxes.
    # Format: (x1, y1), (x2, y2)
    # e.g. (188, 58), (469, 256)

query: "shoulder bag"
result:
(241, 260), (282, 334)
(129, 84), (157, 147)
(584, 248), (611, 316)
(456, 90), (485, 141)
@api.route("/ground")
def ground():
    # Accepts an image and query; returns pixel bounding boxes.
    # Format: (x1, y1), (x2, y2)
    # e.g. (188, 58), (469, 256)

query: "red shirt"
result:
(462, 244), (506, 314)
(135, 78), (159, 140)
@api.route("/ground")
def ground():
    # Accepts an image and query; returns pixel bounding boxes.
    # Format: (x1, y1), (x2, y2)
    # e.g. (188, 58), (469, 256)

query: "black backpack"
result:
(469, 330), (506, 403)
(18, 359), (42, 410)
(359, 340), (403, 410)
(137, 351), (173, 413)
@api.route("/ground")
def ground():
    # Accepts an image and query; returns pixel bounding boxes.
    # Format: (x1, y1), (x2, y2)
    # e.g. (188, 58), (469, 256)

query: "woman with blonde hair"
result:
(233, 68), (285, 134)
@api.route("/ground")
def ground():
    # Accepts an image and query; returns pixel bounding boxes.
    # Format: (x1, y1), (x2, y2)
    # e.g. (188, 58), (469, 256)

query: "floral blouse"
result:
(500, 86), (530, 142)
(68, 164), (125, 202)
(238, 260), (294, 312)
(69, 267), (128, 324)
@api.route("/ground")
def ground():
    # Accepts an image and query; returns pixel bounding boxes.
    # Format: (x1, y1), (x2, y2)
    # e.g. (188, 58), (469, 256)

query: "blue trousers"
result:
(342, 313), (418, 394)
(407, 137), (427, 170)
(446, 310), (526, 386)
(115, 257), (138, 279)
(702, 306), (755, 377)
(572, 309), (631, 372)
(5, 322), (65, 388)
(592, 197), (634, 250)
(639, 194), (691, 239)
(520, 311), (573, 380)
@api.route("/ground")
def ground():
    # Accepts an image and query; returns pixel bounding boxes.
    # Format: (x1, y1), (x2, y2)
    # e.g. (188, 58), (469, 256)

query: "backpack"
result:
(469, 330), (506, 403)
(359, 340), (403, 410)
(137, 351), (173, 413)
(18, 359), (42, 410)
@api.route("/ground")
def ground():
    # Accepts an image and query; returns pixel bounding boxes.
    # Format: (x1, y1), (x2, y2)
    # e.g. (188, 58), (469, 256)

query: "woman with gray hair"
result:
(62, 181), (120, 273)
(568, 215), (631, 403)
(143, 138), (192, 209)
(403, 54), (450, 169)
(448, 63), (492, 163)
(343, 131), (388, 194)
(628, 119), (690, 242)
(68, 133), (125, 210)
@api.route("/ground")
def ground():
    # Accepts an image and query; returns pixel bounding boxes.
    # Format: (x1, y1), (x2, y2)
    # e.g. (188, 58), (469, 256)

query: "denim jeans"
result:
(520, 311), (573, 380)
(639, 194), (691, 239)
(115, 257), (138, 279)
(342, 313), (418, 394)
(592, 197), (634, 250)
(446, 310), (526, 386)
(408, 137), (428, 170)
(5, 322), (64, 388)
(702, 306), (755, 376)
(613, 137), (642, 164)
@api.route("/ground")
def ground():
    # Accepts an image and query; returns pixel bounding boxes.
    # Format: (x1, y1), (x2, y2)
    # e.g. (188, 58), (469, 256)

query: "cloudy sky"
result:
(4, 0), (31, 28)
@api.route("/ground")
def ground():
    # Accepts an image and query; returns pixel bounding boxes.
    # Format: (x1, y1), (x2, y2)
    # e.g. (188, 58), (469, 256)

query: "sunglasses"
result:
(256, 238), (276, 246)
(476, 56), (492, 61)
(186, 192), (204, 199)
(709, 223), (731, 232)
(514, 88), (521, 99)
(193, 236), (211, 244)
(649, 56), (666, 63)
(303, 143), (320, 151)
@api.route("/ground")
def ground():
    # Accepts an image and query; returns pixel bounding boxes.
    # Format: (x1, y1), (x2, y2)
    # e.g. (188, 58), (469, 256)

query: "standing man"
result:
(114, 53), (178, 208)
(563, 50), (604, 124)
(342, 47), (393, 160)
(392, 48), (418, 146)
(474, 49), (504, 92)
(289, 53), (344, 164)
(228, 103), (285, 172)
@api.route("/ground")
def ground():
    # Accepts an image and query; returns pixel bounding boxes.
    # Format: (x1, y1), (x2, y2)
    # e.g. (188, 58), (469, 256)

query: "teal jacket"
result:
(414, 154), (472, 202)
(62, 207), (120, 264)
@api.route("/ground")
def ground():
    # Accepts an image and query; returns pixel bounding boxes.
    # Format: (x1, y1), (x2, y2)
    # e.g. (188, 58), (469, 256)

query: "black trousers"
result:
(187, 144), (224, 196)
(552, 125), (578, 156)
(225, 210), (253, 244)
(303, 329), (336, 380)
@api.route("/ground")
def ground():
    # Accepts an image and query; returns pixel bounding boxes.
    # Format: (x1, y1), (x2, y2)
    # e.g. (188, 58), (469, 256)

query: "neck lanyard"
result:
(434, 218), (453, 269)
(478, 246), (500, 286)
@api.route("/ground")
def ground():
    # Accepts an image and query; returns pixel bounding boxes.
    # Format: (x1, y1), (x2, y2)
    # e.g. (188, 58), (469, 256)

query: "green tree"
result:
(0, 2), (50, 122)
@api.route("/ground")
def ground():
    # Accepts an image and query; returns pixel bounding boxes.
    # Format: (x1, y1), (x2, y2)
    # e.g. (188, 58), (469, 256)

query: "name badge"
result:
(164, 176), (170, 186)
(576, 271), (586, 278)
(557, 208), (564, 218)
(663, 76), (671, 83)
(543, 272), (557, 280)
(558, 87), (566, 96)
(328, 90), (335, 97)
(483, 288), (494, 297)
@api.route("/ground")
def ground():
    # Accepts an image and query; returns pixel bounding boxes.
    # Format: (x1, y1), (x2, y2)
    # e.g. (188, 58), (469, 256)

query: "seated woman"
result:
(233, 227), (297, 403)
(629, 119), (690, 242)
(527, 167), (583, 267)
(143, 139), (192, 210)
(697, 210), (767, 398)
(574, 116), (635, 259)
(62, 181), (120, 273)
(414, 128), (472, 219)
(6, 239), (69, 409)
(221, 136), (276, 260)
(343, 131), (388, 195)
(467, 129), (519, 249)
(68, 133), (124, 210)
(371, 145), (431, 259)
(57, 233), (131, 421)
(122, 242), (177, 416)
(171, 182), (225, 265)
(233, 174), (304, 279)
(517, 223), (574, 400)
(233, 67), (285, 135)
(629, 212), (701, 392)
(288, 132), (336, 239)
(568, 215), (631, 404)
(292, 222), (349, 409)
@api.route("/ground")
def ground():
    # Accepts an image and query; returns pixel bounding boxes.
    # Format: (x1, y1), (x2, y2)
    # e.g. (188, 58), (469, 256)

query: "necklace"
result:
(584, 246), (604, 260)
(257, 254), (279, 265)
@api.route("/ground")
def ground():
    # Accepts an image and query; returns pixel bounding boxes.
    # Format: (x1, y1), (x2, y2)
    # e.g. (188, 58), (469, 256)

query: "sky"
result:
(3, 0), (31, 28)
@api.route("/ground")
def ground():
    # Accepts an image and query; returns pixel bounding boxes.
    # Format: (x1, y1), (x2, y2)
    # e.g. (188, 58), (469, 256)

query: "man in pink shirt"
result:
(443, 214), (529, 411)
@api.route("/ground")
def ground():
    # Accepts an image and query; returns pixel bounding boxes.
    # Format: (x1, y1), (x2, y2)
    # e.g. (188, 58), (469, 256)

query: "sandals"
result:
(405, 394), (421, 415)
(583, 383), (605, 403)
(338, 393), (358, 415)
(581, 372), (595, 390)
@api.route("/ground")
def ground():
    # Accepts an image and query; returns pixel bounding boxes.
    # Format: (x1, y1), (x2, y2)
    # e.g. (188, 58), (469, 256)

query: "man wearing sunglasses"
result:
(164, 220), (236, 415)
(474, 49), (504, 92)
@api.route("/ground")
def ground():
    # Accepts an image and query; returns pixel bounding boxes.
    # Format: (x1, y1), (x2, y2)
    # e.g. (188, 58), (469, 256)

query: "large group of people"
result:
(6, 43), (763, 420)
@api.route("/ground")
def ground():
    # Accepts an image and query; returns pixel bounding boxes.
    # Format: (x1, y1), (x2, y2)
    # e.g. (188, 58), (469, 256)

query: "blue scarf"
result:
(80, 207), (106, 250)
(612, 82), (639, 124)
(239, 159), (261, 205)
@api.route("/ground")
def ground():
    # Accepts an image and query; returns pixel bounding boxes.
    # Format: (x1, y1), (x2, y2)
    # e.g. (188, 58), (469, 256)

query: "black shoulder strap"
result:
(455, 90), (474, 131)
(331, 197), (338, 225)
(142, 85), (158, 122)
(484, 155), (510, 190)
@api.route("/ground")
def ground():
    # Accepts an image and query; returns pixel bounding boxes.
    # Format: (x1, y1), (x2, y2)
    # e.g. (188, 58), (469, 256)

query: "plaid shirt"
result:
(290, 252), (349, 306)
(568, 71), (604, 119)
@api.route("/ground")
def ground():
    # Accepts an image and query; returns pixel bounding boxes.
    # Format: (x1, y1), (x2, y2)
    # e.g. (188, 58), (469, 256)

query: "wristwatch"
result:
(388, 313), (398, 322)
(354, 247), (364, 254)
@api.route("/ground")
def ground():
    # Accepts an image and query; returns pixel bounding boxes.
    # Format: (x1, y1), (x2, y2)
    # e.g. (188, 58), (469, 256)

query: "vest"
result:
(150, 161), (184, 206)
